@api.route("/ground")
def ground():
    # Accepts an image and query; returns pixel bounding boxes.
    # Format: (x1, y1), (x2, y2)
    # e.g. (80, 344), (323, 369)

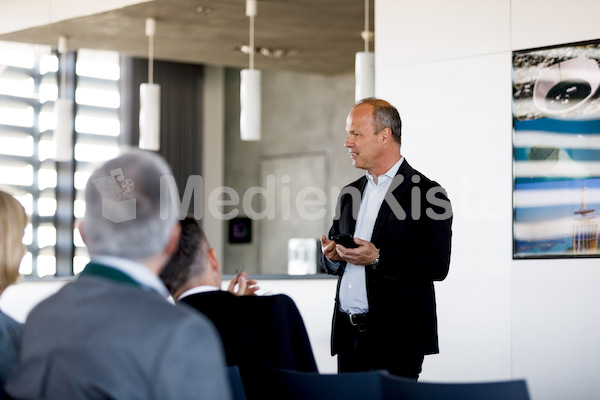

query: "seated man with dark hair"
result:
(160, 217), (318, 381)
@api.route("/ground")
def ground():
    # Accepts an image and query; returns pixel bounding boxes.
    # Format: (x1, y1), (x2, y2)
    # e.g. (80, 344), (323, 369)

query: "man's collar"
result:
(89, 255), (170, 299)
(366, 156), (404, 182)
(177, 285), (220, 301)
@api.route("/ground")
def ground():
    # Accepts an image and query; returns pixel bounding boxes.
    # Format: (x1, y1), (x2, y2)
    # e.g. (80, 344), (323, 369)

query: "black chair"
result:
(0, 385), (15, 400)
(379, 372), (531, 400)
(228, 365), (247, 400)
(268, 367), (383, 400)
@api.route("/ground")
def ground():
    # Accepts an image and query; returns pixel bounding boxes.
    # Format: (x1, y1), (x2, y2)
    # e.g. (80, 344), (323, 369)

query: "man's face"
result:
(344, 104), (381, 172)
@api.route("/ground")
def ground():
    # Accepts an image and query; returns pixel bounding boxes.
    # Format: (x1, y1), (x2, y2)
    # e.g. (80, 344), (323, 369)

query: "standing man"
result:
(6, 150), (231, 400)
(320, 98), (452, 379)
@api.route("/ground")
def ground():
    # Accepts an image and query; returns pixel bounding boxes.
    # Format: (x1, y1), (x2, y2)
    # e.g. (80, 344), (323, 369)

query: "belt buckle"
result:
(349, 313), (364, 326)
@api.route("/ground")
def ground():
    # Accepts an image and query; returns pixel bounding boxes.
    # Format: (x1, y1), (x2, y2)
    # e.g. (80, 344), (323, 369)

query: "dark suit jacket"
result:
(181, 292), (317, 400)
(323, 159), (452, 357)
(180, 291), (317, 372)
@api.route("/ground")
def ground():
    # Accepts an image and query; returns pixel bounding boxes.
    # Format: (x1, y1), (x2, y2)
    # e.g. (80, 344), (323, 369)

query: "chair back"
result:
(380, 372), (530, 400)
(271, 368), (383, 400)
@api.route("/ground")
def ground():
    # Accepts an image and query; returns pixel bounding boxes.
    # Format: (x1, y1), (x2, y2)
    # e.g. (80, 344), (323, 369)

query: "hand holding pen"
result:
(227, 266), (260, 296)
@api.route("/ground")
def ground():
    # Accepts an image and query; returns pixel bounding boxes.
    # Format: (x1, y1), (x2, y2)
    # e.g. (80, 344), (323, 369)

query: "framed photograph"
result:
(513, 39), (600, 258)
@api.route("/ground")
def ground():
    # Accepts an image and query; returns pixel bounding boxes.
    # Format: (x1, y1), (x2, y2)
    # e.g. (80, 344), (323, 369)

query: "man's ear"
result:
(165, 222), (181, 256)
(208, 247), (220, 272)
(380, 127), (392, 144)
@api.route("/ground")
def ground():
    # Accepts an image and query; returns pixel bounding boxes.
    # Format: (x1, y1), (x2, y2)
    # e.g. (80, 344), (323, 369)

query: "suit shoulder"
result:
(346, 176), (366, 189)
(234, 294), (298, 313)
(411, 168), (446, 191)
(160, 301), (222, 343)
(337, 177), (366, 201)
(260, 294), (302, 315)
(180, 291), (235, 308)
(270, 294), (297, 306)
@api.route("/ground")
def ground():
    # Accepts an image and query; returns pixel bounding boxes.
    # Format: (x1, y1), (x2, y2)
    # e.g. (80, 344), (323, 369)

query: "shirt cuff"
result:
(323, 255), (342, 274)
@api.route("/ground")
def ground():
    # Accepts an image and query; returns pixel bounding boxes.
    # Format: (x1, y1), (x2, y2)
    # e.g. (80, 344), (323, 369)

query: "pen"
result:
(235, 265), (245, 280)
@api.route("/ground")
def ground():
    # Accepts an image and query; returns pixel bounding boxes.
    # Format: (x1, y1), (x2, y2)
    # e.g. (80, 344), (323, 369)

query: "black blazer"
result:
(323, 159), (452, 357)
(180, 291), (318, 372)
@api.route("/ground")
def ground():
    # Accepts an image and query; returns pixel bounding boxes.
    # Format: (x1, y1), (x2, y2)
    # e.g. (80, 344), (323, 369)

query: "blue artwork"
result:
(513, 41), (600, 258)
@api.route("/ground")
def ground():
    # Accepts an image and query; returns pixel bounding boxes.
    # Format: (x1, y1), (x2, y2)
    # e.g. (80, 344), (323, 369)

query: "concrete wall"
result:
(376, 1), (600, 399)
(0, 0), (149, 35)
(202, 66), (226, 265)
(221, 68), (362, 275)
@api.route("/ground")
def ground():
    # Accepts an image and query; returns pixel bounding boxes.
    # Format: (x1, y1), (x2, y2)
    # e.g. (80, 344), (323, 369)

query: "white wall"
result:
(376, 52), (514, 382)
(376, 1), (600, 399)
(0, 278), (339, 374)
(0, 280), (66, 323)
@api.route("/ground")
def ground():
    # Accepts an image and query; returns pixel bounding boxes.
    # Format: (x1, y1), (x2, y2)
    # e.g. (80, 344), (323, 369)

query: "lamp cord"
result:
(364, 0), (369, 53)
(58, 37), (67, 99)
(148, 32), (154, 84)
(60, 53), (66, 98)
(249, 14), (255, 70)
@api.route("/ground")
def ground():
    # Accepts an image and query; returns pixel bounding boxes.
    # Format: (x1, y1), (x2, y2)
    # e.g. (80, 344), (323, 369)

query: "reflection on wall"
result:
(222, 68), (361, 274)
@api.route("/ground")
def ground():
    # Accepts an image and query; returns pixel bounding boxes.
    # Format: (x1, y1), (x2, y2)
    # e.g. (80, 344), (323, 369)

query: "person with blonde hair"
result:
(0, 190), (28, 385)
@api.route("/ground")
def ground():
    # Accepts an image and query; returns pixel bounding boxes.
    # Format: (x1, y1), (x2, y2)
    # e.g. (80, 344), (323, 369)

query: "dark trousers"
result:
(336, 312), (425, 380)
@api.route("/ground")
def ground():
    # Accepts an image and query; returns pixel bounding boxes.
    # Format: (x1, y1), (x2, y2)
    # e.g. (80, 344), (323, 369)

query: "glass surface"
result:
(0, 164), (33, 186)
(75, 114), (120, 136)
(0, 42), (121, 276)
(0, 134), (33, 157)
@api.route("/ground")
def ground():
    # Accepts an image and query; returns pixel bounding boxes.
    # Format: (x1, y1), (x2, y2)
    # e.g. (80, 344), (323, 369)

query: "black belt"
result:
(343, 312), (369, 327)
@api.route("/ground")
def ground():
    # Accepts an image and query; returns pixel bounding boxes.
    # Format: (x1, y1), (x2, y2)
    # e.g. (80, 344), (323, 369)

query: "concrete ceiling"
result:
(0, 0), (374, 75)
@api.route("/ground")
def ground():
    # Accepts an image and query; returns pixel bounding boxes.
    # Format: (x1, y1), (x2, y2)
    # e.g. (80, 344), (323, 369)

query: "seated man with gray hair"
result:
(160, 216), (318, 399)
(6, 150), (231, 400)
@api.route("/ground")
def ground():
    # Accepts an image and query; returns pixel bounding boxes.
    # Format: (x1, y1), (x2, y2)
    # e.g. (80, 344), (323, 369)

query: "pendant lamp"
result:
(139, 18), (161, 151)
(240, 0), (261, 141)
(355, 0), (374, 102)
(54, 36), (73, 161)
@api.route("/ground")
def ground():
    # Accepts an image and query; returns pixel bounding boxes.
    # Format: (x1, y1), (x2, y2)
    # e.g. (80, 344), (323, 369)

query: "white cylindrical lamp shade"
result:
(240, 69), (261, 141)
(355, 51), (375, 102)
(54, 98), (73, 161)
(246, 0), (257, 17)
(139, 83), (161, 151)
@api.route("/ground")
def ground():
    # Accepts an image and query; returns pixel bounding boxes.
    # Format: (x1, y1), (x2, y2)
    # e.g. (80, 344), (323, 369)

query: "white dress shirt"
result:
(339, 157), (404, 314)
(177, 285), (220, 301)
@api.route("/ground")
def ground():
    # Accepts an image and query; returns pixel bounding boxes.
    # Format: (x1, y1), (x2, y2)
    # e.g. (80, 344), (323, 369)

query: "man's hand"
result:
(227, 272), (259, 296)
(335, 238), (379, 266)
(321, 235), (343, 262)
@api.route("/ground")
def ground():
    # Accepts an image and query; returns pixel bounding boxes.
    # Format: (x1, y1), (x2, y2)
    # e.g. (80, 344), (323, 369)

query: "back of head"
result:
(160, 216), (210, 295)
(0, 190), (28, 291)
(356, 98), (402, 145)
(83, 149), (178, 260)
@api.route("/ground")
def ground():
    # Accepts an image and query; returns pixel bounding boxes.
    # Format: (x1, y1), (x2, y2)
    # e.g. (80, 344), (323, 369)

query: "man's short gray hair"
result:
(83, 149), (178, 260)
(356, 98), (402, 145)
